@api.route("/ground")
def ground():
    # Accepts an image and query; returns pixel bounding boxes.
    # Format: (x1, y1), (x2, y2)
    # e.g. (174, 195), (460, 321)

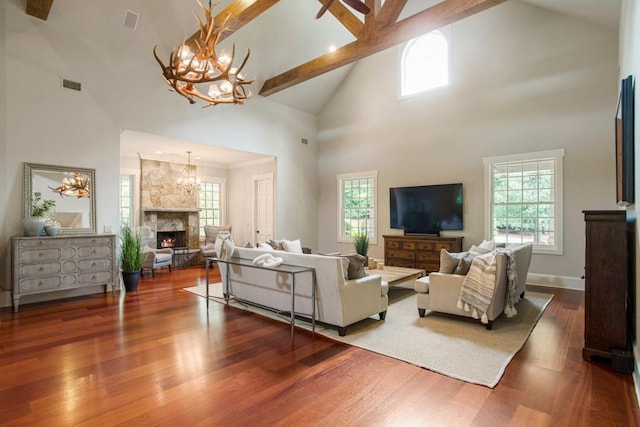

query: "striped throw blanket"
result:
(457, 248), (518, 324)
(457, 252), (497, 324)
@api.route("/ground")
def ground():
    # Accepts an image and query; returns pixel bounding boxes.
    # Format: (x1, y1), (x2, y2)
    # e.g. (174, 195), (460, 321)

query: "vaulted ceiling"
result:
(22, 0), (621, 164)
(25, 0), (620, 115)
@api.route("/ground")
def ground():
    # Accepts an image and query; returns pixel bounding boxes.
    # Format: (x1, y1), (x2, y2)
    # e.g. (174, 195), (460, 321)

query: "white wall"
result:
(317, 1), (619, 286)
(0, 1), (319, 307)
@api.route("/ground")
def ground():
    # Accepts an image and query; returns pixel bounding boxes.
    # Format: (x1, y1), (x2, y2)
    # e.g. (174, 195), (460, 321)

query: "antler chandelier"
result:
(153, 0), (254, 107)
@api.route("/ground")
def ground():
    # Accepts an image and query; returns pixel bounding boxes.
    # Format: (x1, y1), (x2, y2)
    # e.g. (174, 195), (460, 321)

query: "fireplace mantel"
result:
(142, 208), (200, 213)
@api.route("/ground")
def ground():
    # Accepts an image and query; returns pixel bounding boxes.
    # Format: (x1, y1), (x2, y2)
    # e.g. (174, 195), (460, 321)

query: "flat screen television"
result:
(389, 183), (463, 235)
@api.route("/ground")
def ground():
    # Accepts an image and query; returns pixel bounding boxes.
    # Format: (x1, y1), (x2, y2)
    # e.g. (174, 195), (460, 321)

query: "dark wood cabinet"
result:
(582, 210), (634, 370)
(383, 235), (463, 274)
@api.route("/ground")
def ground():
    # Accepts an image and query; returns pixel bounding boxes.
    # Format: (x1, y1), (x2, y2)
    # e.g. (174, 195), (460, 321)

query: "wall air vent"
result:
(124, 10), (139, 30)
(301, 138), (309, 145)
(62, 78), (81, 92)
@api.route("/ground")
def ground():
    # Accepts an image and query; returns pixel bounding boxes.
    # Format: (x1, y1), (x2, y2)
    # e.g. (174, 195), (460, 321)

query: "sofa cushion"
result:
(340, 253), (367, 280)
(282, 239), (303, 253)
(440, 249), (469, 274)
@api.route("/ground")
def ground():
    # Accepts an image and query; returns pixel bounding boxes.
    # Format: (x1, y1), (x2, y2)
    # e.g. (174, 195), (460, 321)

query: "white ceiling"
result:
(32, 0), (620, 164)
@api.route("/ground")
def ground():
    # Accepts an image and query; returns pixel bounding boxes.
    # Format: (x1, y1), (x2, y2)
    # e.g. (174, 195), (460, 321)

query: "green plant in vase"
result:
(119, 226), (145, 292)
(353, 231), (369, 258)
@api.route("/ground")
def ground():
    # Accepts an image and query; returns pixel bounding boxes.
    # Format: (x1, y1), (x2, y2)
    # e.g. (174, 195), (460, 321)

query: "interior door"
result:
(253, 173), (274, 244)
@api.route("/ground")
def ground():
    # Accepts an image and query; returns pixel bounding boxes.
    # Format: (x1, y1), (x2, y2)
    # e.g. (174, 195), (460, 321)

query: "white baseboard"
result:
(526, 273), (584, 291)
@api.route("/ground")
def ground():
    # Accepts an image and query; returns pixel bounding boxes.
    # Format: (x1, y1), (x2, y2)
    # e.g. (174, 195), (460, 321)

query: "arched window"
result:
(401, 31), (449, 97)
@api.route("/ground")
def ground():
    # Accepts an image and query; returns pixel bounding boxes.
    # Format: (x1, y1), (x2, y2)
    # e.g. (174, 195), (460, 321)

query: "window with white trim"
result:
(199, 179), (225, 238)
(337, 171), (377, 244)
(484, 149), (564, 255)
(119, 174), (134, 229)
(401, 30), (449, 97)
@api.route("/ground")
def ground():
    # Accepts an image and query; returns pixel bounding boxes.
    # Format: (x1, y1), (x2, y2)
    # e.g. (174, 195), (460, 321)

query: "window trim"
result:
(483, 149), (565, 255)
(337, 170), (378, 245)
(120, 168), (140, 230)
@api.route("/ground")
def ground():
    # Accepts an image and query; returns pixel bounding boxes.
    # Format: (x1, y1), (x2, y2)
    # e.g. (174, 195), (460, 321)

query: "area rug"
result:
(183, 283), (553, 388)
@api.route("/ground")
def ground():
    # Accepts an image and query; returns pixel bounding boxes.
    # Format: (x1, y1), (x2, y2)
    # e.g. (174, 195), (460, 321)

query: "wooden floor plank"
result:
(0, 268), (638, 426)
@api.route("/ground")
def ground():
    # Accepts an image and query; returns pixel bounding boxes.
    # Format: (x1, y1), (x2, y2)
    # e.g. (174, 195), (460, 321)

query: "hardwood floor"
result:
(1, 267), (638, 426)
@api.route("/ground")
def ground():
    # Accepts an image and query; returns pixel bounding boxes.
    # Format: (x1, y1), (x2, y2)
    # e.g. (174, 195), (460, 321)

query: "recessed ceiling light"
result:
(329, 45), (337, 53)
(155, 150), (163, 154)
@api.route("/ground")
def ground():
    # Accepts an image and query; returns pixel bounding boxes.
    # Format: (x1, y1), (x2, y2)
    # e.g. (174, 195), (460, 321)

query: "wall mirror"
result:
(24, 163), (97, 234)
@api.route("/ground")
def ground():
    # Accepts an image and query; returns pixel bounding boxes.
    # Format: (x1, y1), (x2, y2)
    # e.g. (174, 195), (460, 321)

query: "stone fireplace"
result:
(142, 208), (200, 250)
(139, 157), (201, 251)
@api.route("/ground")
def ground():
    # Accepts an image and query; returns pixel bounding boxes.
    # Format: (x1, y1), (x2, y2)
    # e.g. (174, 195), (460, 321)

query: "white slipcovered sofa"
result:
(414, 243), (533, 329)
(219, 247), (389, 336)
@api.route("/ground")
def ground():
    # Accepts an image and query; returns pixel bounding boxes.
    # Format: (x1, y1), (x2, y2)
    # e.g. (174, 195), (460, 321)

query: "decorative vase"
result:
(122, 271), (141, 292)
(45, 225), (60, 236)
(22, 216), (46, 237)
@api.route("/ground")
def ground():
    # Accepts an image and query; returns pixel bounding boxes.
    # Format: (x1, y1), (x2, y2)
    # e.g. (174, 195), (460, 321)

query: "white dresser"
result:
(11, 234), (118, 312)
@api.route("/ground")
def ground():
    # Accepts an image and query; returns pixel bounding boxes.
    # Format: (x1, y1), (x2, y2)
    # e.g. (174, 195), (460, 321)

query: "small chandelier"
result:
(177, 151), (201, 195)
(153, 0), (254, 107)
(49, 172), (91, 198)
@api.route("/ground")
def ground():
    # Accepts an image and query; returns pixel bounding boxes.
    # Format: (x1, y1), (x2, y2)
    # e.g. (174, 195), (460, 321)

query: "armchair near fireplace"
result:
(139, 226), (173, 277)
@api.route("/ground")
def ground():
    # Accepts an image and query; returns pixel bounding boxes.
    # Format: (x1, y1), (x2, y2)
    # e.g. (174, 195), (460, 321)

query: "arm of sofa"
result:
(427, 272), (466, 311)
(340, 274), (387, 325)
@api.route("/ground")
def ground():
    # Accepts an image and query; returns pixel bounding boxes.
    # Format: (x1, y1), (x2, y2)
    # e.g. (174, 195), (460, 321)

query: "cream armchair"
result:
(414, 243), (532, 329)
(200, 225), (232, 266)
(139, 226), (173, 277)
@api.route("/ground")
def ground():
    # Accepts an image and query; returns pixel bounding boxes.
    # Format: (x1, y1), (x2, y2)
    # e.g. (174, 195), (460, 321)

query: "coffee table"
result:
(366, 265), (426, 287)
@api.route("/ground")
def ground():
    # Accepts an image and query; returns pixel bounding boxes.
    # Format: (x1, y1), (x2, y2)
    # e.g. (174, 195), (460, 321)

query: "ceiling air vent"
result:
(62, 78), (81, 92)
(123, 10), (139, 30)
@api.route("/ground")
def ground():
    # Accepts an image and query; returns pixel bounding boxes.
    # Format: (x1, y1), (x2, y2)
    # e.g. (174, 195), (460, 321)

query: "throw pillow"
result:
(282, 239), (303, 253)
(257, 242), (274, 251)
(454, 253), (477, 275)
(268, 239), (285, 251)
(469, 245), (492, 255)
(340, 253), (367, 280)
(439, 249), (469, 274)
(479, 239), (496, 250)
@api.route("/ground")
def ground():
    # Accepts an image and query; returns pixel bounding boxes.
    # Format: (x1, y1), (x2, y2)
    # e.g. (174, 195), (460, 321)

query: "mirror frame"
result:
(24, 163), (97, 234)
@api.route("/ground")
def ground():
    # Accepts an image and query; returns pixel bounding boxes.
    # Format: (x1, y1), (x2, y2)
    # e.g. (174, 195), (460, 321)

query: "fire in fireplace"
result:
(156, 231), (186, 249)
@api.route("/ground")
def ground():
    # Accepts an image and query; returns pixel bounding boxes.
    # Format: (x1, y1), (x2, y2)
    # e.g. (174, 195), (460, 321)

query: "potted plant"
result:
(119, 226), (145, 292)
(23, 196), (56, 237)
(353, 231), (369, 260)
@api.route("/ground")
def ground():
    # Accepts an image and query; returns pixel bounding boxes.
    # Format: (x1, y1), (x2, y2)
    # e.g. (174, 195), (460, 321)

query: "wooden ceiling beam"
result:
(186, 0), (280, 46)
(376, 0), (408, 27)
(319, 0), (364, 39)
(260, 0), (507, 96)
(26, 0), (54, 21)
(363, 0), (381, 41)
